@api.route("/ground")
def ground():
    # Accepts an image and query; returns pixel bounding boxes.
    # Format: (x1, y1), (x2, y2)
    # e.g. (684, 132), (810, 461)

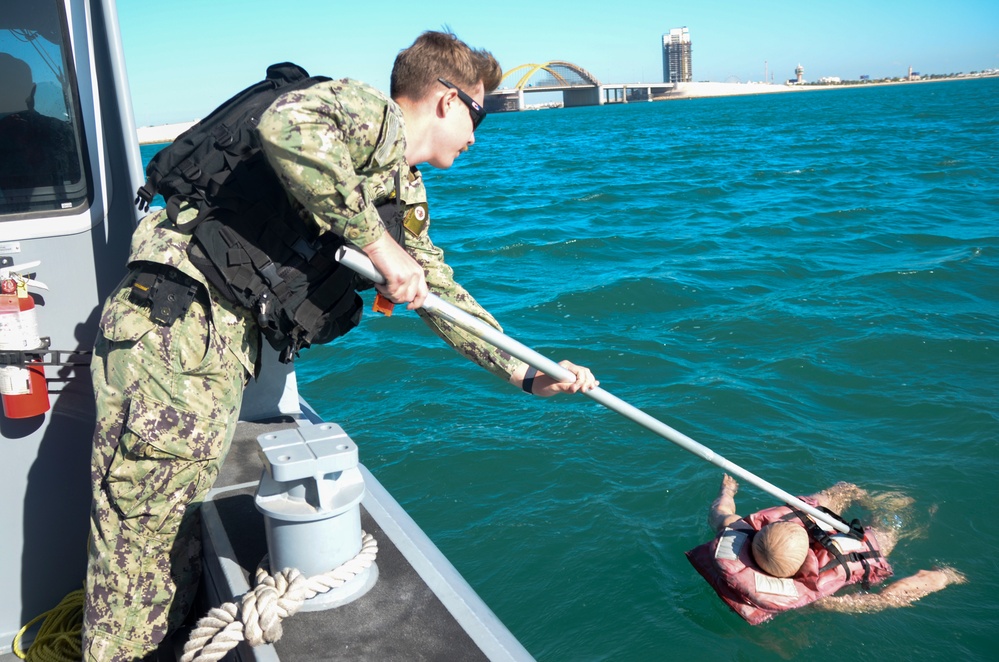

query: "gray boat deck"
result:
(190, 418), (533, 662)
(3, 417), (532, 661)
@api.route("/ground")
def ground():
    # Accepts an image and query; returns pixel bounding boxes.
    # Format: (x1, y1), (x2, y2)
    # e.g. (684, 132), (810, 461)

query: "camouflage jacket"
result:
(128, 78), (523, 381)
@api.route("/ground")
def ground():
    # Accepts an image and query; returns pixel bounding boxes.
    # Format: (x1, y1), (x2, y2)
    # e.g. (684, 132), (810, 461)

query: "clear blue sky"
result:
(116, 0), (999, 126)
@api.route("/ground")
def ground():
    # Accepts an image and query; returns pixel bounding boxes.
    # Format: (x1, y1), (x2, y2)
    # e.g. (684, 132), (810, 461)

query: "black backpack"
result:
(135, 62), (329, 225)
(133, 62), (406, 363)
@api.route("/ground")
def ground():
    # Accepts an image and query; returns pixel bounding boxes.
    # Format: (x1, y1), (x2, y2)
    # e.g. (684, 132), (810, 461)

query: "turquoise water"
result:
(142, 77), (998, 660)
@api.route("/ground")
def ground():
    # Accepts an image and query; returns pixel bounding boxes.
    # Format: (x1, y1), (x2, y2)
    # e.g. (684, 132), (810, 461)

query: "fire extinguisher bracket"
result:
(0, 338), (91, 367)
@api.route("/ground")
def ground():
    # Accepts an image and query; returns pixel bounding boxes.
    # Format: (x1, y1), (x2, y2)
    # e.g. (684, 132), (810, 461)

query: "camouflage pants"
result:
(82, 271), (246, 661)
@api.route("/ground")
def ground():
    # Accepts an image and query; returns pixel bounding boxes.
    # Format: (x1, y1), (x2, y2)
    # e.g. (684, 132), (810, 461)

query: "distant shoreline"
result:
(136, 120), (196, 145)
(136, 72), (997, 143)
(663, 72), (997, 100)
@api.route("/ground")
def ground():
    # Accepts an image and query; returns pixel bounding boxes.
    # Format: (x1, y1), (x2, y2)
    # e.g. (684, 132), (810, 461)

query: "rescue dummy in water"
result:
(686, 474), (966, 624)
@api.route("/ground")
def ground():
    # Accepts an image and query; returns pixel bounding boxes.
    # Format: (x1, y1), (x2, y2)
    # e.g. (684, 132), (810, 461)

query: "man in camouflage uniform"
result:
(83, 31), (598, 660)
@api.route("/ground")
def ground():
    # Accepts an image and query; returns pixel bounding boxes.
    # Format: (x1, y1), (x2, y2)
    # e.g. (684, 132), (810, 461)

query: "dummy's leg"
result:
(811, 482), (870, 514)
(812, 567), (966, 614)
(865, 489), (927, 544)
(868, 526), (900, 557)
(812, 482), (923, 547)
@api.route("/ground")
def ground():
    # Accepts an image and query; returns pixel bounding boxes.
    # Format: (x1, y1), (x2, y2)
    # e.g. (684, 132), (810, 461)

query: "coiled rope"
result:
(180, 530), (378, 662)
(12, 532), (376, 662)
(12, 588), (83, 662)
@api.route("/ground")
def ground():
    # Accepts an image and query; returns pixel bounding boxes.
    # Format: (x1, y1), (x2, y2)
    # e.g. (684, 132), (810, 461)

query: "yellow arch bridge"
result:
(485, 60), (674, 112)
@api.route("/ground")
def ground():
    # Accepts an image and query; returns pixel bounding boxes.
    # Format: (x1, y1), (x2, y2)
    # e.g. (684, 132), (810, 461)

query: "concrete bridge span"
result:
(485, 60), (674, 111)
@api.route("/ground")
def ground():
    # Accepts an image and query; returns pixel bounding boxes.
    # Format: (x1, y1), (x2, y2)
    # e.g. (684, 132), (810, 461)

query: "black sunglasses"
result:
(438, 78), (486, 130)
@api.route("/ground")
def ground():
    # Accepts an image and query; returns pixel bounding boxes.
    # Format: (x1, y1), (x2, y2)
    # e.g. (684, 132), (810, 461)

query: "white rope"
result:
(180, 531), (378, 662)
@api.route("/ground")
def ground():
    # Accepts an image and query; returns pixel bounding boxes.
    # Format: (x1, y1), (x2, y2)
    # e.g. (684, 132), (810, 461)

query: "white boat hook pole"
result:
(336, 246), (853, 535)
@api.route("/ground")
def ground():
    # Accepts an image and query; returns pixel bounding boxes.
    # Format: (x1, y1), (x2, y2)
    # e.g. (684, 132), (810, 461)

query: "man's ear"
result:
(436, 87), (454, 119)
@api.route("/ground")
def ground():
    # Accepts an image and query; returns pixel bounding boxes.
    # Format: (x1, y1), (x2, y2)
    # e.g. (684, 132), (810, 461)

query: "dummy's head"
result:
(751, 522), (809, 577)
(390, 30), (502, 102)
(0, 53), (35, 114)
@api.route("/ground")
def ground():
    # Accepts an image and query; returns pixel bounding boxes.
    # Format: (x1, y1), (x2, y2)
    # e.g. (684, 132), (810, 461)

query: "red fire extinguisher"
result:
(0, 261), (50, 419)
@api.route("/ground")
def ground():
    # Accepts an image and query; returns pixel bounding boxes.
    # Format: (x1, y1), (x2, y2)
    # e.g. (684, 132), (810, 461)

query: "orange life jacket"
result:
(686, 497), (893, 624)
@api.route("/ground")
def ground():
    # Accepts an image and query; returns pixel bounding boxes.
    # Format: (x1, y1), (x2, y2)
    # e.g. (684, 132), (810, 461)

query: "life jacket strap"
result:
(787, 507), (856, 581)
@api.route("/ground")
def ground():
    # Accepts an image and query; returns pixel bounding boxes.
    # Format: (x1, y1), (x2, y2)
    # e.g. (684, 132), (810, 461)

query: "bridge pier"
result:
(483, 89), (522, 113)
(628, 87), (655, 101)
(601, 86), (628, 104)
(563, 87), (602, 108)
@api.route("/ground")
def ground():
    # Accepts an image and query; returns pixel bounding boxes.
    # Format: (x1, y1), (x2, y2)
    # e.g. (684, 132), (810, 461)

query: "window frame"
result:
(0, 0), (94, 229)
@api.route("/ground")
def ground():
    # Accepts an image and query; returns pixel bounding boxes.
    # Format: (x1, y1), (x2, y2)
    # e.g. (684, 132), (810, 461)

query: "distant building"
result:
(662, 27), (692, 83)
(787, 64), (806, 86)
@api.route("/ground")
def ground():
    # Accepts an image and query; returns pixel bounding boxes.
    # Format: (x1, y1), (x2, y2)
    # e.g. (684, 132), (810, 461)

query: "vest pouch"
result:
(307, 290), (363, 346)
(182, 166), (411, 363)
(189, 220), (258, 311)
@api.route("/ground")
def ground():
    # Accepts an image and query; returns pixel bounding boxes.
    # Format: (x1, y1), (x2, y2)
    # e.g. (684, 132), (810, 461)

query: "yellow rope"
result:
(13, 589), (84, 662)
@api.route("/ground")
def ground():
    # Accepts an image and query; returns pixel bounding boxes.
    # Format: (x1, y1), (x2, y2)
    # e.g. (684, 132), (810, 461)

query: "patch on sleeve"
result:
(403, 203), (429, 236)
(754, 573), (799, 597)
(372, 110), (402, 167)
(715, 528), (746, 561)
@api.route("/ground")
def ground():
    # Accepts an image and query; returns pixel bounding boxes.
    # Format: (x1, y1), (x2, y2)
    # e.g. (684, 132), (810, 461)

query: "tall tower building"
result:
(662, 27), (692, 83)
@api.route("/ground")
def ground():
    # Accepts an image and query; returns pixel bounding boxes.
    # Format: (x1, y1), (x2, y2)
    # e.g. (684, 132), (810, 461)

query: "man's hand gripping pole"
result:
(335, 246), (854, 535)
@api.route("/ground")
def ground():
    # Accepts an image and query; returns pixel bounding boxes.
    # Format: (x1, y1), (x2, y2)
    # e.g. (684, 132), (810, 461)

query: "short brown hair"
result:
(390, 30), (502, 101)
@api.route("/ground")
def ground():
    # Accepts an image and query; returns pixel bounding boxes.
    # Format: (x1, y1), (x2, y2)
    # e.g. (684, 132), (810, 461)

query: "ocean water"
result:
(141, 77), (998, 661)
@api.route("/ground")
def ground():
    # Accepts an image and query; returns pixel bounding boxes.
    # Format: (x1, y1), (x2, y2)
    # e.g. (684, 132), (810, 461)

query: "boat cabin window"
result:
(0, 0), (89, 216)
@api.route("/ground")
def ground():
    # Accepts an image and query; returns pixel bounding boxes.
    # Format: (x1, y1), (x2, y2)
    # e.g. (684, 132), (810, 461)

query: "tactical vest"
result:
(133, 62), (411, 363)
(188, 180), (407, 364)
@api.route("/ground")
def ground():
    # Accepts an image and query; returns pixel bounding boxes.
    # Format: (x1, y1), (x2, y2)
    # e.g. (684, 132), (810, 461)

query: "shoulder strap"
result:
(788, 507), (881, 588)
(135, 62), (328, 216)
